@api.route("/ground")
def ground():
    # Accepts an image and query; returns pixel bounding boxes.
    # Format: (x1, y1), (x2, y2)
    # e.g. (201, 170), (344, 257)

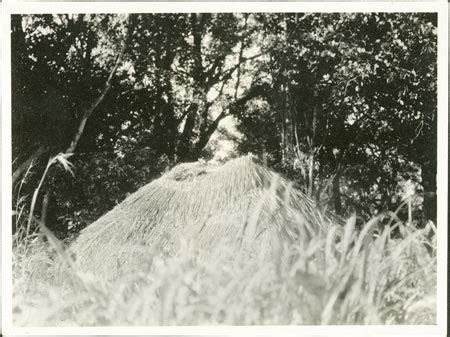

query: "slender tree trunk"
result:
(13, 16), (133, 184)
(308, 152), (314, 196)
(41, 191), (49, 226)
(175, 14), (205, 162)
(308, 101), (318, 197)
(421, 161), (437, 224)
(332, 171), (342, 215)
(283, 85), (292, 164)
(66, 19), (131, 154)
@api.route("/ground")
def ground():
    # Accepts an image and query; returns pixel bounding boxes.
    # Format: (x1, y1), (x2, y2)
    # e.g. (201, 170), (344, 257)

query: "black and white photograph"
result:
(1, 2), (448, 335)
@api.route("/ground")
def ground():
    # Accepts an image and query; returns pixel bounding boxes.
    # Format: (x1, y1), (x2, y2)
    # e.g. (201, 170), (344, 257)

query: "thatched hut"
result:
(70, 155), (335, 276)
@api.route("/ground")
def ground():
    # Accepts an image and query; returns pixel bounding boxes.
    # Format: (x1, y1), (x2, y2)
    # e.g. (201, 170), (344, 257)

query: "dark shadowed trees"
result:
(11, 12), (437, 238)
(237, 13), (437, 223)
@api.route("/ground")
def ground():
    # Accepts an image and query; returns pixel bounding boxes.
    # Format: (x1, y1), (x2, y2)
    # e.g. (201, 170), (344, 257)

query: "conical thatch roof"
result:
(70, 155), (335, 277)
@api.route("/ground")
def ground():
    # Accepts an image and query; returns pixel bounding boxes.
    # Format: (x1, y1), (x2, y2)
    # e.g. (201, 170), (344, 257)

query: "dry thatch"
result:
(70, 155), (335, 277)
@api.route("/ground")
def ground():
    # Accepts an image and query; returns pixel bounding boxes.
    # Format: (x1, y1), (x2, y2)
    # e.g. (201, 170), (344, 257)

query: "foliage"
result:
(237, 13), (437, 221)
(11, 12), (437, 238)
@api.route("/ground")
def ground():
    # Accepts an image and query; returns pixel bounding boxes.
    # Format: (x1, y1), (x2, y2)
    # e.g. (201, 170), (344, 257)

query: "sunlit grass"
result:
(12, 212), (436, 326)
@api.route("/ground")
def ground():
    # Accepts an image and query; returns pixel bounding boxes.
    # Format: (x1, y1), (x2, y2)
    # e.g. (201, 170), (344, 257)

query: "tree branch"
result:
(12, 145), (48, 185)
(195, 83), (268, 153)
(12, 16), (133, 185)
(194, 111), (227, 153)
(66, 16), (132, 154)
(206, 53), (264, 89)
(234, 16), (247, 101)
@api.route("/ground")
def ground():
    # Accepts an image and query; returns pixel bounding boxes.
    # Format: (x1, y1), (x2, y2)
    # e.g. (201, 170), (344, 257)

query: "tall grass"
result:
(12, 211), (436, 326)
(12, 157), (436, 326)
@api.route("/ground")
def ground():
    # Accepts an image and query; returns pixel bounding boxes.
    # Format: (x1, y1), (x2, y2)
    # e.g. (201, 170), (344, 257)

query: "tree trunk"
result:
(333, 171), (342, 215)
(421, 160), (437, 224)
(176, 104), (199, 162)
(66, 19), (131, 154)
(308, 101), (318, 197)
(308, 152), (314, 197)
(41, 189), (66, 238)
(194, 111), (227, 155)
(13, 16), (132, 185)
(41, 191), (49, 226)
(11, 15), (26, 65)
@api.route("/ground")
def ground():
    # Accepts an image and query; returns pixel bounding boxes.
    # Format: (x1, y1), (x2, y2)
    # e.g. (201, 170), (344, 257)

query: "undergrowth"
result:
(12, 213), (436, 326)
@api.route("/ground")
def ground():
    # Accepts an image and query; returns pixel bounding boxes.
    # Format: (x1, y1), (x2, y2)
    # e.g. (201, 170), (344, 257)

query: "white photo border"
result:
(1, 2), (448, 336)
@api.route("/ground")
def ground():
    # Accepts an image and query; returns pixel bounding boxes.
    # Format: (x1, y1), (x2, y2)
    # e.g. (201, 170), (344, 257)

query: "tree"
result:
(238, 13), (437, 223)
(11, 13), (437, 238)
(12, 13), (269, 236)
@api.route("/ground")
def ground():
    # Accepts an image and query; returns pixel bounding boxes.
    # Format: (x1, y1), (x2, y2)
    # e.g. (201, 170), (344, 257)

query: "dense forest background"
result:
(11, 12), (437, 239)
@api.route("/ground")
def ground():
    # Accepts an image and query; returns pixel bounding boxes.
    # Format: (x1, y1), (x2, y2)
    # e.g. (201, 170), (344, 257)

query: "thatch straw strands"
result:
(70, 155), (335, 277)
